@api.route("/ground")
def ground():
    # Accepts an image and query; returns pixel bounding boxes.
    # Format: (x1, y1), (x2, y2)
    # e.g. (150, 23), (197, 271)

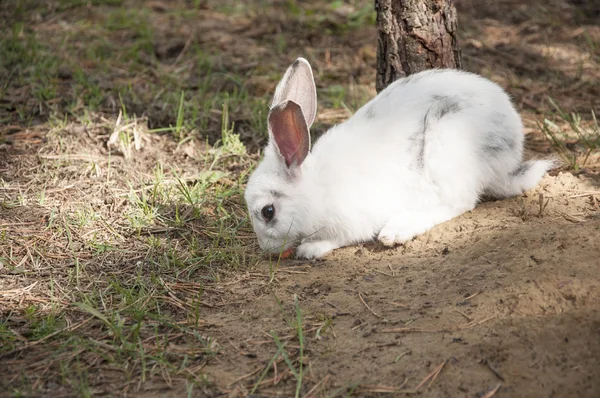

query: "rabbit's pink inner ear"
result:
(268, 101), (310, 169)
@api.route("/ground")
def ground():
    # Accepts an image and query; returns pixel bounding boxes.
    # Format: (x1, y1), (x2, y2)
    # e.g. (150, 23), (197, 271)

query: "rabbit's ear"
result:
(268, 100), (310, 170)
(272, 58), (317, 128)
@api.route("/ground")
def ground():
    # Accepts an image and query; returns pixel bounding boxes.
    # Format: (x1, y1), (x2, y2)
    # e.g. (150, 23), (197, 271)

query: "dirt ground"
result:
(203, 172), (600, 397)
(1, 0), (600, 397)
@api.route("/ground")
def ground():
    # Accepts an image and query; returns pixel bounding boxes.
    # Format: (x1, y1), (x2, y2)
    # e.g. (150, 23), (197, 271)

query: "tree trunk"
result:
(375, 0), (462, 92)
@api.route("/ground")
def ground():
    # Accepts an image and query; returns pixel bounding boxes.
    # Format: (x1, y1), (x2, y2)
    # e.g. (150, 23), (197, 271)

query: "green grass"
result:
(214, 0), (375, 34)
(4, 0), (599, 396)
(251, 295), (308, 397)
(540, 98), (600, 170)
(0, 22), (60, 121)
(2, 197), (242, 393)
(0, 1), (271, 142)
(0, 83), (259, 391)
(0, 0), (375, 146)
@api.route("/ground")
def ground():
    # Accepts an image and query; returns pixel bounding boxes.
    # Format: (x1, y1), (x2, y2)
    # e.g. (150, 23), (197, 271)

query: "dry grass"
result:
(1, 112), (259, 395)
(0, 0), (599, 396)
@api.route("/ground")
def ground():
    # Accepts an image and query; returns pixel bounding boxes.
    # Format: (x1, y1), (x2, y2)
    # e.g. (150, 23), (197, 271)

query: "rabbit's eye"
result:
(261, 205), (275, 221)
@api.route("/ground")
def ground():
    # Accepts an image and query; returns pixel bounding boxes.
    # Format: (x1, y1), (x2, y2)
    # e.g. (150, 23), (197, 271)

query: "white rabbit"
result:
(244, 58), (554, 259)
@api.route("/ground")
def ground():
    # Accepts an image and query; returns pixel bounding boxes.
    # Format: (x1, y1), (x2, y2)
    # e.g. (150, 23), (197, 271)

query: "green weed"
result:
(540, 98), (600, 170)
(253, 295), (306, 396)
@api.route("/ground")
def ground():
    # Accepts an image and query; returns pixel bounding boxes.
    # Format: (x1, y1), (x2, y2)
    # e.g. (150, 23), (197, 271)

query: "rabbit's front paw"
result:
(377, 216), (421, 247)
(296, 241), (339, 259)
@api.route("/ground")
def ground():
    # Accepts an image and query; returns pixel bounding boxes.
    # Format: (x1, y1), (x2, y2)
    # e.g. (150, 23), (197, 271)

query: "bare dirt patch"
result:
(195, 172), (600, 397)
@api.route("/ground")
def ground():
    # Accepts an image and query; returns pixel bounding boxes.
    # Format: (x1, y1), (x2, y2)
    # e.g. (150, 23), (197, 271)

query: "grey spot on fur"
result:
(291, 59), (300, 69)
(482, 112), (517, 157)
(409, 111), (430, 170)
(490, 111), (510, 130)
(431, 95), (462, 119)
(270, 190), (285, 198)
(482, 134), (515, 156)
(510, 162), (531, 177)
(365, 105), (376, 119)
(409, 95), (463, 170)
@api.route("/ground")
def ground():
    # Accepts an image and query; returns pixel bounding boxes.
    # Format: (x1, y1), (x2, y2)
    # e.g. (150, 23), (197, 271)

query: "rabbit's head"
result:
(245, 58), (317, 253)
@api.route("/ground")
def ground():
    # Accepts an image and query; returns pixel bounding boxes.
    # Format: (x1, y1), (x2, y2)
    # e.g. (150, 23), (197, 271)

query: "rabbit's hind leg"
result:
(377, 207), (462, 247)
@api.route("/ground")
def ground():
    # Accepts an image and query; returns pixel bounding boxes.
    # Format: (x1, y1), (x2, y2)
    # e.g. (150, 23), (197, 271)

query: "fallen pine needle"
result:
(277, 269), (309, 275)
(362, 360), (447, 394)
(455, 309), (473, 322)
(481, 383), (502, 398)
(358, 378), (409, 394)
(351, 322), (368, 331)
(380, 326), (452, 333)
(463, 315), (496, 330)
(480, 358), (505, 381)
(358, 291), (381, 319)
(414, 359), (447, 393)
(388, 264), (396, 276)
(464, 291), (481, 301)
(227, 366), (265, 387)
(304, 374), (330, 398)
(381, 315), (496, 334)
(569, 192), (600, 198)
(372, 268), (394, 277)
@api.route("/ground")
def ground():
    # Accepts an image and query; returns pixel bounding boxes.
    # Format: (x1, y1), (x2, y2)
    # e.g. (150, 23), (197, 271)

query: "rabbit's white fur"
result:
(245, 58), (554, 259)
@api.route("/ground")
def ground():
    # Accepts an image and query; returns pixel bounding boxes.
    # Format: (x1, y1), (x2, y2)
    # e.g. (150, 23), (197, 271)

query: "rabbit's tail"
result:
(485, 159), (556, 198)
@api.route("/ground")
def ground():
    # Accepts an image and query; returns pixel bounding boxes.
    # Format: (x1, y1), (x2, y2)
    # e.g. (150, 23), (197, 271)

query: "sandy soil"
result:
(197, 171), (600, 397)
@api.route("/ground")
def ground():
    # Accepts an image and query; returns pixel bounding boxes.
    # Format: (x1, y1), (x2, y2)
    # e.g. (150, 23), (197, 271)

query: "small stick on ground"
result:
(394, 350), (411, 363)
(455, 309), (473, 322)
(426, 359), (448, 392)
(381, 315), (496, 334)
(358, 291), (381, 319)
(357, 342), (398, 354)
(351, 322), (369, 331)
(174, 32), (195, 64)
(569, 192), (600, 198)
(227, 366), (265, 387)
(463, 315), (496, 330)
(415, 360), (446, 391)
(277, 269), (309, 275)
(538, 193), (550, 217)
(381, 326), (452, 333)
(372, 268), (394, 277)
(464, 291), (482, 301)
(304, 374), (331, 398)
(388, 264), (396, 276)
(481, 383), (502, 398)
(359, 378), (409, 394)
(406, 359), (448, 393)
(252, 369), (291, 389)
(480, 358), (505, 381)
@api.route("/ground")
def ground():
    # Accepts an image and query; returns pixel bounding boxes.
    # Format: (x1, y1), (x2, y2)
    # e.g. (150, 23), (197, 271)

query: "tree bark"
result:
(375, 0), (462, 92)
